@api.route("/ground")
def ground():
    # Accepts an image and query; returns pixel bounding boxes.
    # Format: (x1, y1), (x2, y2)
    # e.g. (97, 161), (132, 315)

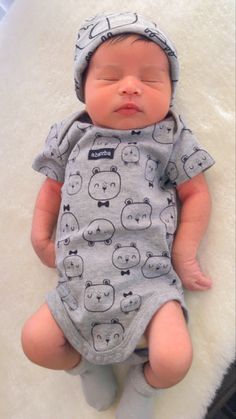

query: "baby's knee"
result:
(21, 316), (41, 363)
(150, 343), (193, 387)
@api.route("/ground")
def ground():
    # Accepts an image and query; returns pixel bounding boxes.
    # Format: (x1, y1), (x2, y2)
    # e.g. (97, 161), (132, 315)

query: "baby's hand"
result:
(172, 255), (212, 291)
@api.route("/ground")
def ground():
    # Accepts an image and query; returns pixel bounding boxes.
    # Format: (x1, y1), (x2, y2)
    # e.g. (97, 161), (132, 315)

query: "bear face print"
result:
(160, 205), (177, 236)
(60, 208), (80, 237)
(142, 251), (171, 278)
(66, 171), (83, 195)
(152, 120), (174, 144)
(91, 319), (124, 352)
(83, 218), (115, 246)
(57, 237), (70, 249)
(120, 291), (142, 314)
(63, 251), (84, 280)
(84, 279), (115, 312)
(121, 144), (140, 165)
(88, 167), (121, 206)
(121, 199), (152, 230)
(145, 157), (160, 187)
(182, 148), (214, 178)
(165, 161), (178, 184)
(88, 133), (121, 160)
(112, 243), (140, 275)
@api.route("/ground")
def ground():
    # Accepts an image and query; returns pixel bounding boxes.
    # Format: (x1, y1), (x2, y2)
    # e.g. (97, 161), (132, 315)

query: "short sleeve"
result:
(165, 119), (215, 186)
(32, 112), (84, 183)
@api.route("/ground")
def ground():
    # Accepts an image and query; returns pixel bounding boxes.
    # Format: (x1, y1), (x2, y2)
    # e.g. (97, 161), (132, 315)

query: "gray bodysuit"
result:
(33, 109), (214, 365)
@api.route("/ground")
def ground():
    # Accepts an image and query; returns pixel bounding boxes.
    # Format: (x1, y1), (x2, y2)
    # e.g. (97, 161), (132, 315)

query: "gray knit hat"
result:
(74, 12), (179, 104)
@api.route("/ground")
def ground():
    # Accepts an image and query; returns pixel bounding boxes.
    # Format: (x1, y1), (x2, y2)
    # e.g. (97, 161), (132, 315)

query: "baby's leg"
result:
(116, 301), (192, 419)
(21, 303), (117, 411)
(21, 303), (80, 370)
(144, 300), (193, 388)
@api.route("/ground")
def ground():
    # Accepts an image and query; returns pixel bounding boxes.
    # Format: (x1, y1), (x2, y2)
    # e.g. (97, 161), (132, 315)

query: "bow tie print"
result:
(121, 270), (130, 276)
(98, 201), (110, 208)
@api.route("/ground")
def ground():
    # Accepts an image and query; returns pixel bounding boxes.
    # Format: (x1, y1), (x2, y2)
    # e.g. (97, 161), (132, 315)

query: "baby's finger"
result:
(194, 279), (212, 291)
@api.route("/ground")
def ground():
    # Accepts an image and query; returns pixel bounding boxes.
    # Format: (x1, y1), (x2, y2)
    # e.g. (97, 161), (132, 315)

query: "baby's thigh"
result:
(21, 303), (66, 355)
(146, 301), (193, 372)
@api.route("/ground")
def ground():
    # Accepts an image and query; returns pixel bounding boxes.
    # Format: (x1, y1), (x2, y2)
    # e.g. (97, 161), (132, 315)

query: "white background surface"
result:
(0, 1), (235, 418)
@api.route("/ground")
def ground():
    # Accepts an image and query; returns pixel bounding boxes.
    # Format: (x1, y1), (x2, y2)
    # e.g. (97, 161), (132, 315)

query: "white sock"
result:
(116, 364), (158, 419)
(67, 358), (118, 411)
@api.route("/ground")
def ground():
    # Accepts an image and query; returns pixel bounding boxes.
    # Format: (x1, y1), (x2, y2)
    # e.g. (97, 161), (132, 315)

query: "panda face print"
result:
(66, 172), (82, 195)
(91, 319), (124, 352)
(112, 243), (140, 271)
(84, 280), (115, 312)
(165, 162), (178, 183)
(152, 121), (174, 144)
(160, 205), (177, 235)
(182, 149), (214, 178)
(121, 199), (152, 230)
(120, 292), (141, 314)
(88, 167), (121, 204)
(121, 145), (140, 165)
(142, 251), (171, 278)
(145, 157), (160, 186)
(88, 134), (121, 160)
(60, 211), (79, 237)
(83, 219), (115, 246)
(63, 252), (84, 280)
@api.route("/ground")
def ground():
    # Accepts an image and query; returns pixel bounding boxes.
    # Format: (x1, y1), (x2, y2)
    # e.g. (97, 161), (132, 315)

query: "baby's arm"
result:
(172, 173), (212, 291)
(31, 178), (62, 268)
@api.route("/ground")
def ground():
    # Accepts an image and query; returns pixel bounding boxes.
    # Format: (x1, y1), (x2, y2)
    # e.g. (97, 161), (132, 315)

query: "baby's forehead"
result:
(89, 35), (169, 70)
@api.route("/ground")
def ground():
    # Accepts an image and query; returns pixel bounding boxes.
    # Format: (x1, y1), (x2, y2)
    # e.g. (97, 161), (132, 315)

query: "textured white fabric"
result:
(0, 1), (235, 418)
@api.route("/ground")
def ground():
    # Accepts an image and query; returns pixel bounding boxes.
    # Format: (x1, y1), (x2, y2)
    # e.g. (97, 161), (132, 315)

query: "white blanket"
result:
(0, 1), (235, 418)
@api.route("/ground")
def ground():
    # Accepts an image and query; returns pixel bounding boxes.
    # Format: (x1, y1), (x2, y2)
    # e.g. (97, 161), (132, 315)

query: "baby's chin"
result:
(93, 116), (166, 131)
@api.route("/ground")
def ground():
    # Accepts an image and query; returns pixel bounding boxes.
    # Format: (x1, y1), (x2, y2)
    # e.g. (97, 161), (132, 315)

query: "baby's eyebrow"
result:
(95, 64), (121, 71)
(141, 65), (168, 74)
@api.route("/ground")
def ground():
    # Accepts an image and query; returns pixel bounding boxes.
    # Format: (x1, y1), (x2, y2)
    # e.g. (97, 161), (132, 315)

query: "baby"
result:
(21, 12), (215, 419)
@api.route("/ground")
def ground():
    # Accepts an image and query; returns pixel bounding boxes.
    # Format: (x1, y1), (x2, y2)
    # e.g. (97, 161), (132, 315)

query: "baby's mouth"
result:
(115, 103), (142, 115)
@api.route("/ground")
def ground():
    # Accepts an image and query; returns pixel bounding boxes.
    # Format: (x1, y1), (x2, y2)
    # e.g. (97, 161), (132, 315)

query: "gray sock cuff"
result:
(66, 357), (92, 376)
(129, 364), (158, 397)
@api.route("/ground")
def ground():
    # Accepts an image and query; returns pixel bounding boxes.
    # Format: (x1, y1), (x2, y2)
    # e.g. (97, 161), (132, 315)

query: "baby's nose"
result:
(118, 77), (141, 96)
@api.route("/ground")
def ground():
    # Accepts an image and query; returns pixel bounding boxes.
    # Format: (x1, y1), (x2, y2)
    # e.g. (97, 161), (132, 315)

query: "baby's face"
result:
(84, 36), (171, 130)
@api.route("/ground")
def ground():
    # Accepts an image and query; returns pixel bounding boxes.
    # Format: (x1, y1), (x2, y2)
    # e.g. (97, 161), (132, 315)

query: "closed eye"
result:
(141, 79), (161, 83)
(99, 78), (119, 82)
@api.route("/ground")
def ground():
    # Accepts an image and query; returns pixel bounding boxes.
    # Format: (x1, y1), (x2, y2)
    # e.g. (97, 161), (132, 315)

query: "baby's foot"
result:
(116, 364), (158, 419)
(67, 358), (118, 411)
